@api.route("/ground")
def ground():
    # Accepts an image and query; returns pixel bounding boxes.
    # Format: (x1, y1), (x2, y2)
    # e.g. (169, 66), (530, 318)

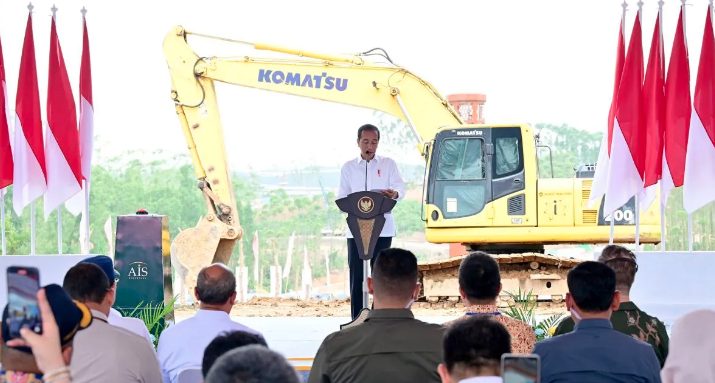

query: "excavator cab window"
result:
(436, 138), (485, 180)
(428, 133), (490, 219)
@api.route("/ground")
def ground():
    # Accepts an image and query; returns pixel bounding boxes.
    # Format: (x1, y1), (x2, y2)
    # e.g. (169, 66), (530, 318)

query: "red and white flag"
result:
(590, 13), (626, 206)
(65, 15), (94, 216)
(603, 13), (645, 216)
(0, 36), (12, 190)
(684, 6), (715, 213)
(640, 10), (666, 210)
(663, 7), (691, 208)
(12, 13), (46, 215)
(44, 16), (81, 217)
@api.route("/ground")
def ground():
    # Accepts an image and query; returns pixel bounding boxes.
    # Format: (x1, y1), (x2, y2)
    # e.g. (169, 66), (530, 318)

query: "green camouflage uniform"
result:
(553, 301), (669, 366)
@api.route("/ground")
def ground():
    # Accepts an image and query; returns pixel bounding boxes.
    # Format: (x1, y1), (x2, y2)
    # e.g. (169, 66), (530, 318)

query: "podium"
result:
(335, 191), (396, 312)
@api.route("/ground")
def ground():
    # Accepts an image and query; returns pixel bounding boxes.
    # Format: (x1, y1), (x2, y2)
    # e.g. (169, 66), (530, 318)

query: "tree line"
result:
(1, 123), (713, 292)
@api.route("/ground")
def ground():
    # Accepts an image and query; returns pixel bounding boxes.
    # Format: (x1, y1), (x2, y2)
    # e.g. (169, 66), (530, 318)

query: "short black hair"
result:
(371, 248), (418, 301)
(567, 261), (616, 312)
(443, 316), (511, 377)
(63, 263), (110, 304)
(357, 123), (380, 141)
(205, 345), (299, 383)
(598, 245), (638, 292)
(196, 265), (236, 305)
(458, 252), (501, 301)
(202, 331), (268, 377)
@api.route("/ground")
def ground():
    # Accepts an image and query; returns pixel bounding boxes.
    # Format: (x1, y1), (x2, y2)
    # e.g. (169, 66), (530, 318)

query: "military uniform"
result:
(308, 309), (444, 383)
(553, 301), (669, 366)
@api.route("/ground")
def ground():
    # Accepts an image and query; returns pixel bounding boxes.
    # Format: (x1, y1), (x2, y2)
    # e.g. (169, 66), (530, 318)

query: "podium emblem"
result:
(358, 196), (374, 214)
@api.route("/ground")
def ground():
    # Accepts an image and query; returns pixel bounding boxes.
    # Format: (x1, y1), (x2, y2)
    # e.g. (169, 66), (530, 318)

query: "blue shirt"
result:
(534, 319), (661, 383)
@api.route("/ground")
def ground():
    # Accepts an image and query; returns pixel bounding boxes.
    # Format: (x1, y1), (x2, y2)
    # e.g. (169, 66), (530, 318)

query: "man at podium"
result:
(337, 124), (405, 319)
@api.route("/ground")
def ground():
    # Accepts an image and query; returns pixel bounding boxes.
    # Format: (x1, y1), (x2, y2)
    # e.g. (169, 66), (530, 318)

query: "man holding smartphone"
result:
(337, 123), (405, 319)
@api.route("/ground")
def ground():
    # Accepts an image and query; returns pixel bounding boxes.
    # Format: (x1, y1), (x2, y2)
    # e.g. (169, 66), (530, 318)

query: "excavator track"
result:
(417, 252), (582, 304)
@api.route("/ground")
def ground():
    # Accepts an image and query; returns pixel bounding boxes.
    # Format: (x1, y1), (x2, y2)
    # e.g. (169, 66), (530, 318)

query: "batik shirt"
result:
(0, 370), (43, 383)
(449, 304), (536, 354)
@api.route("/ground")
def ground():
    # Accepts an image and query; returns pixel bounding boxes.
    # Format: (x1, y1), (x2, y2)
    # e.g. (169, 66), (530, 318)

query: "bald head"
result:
(196, 264), (236, 305)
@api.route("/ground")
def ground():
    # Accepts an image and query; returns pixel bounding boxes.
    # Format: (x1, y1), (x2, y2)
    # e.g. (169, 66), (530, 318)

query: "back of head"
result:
(202, 331), (268, 377)
(63, 263), (111, 304)
(458, 252), (501, 302)
(662, 309), (715, 383)
(598, 245), (638, 293)
(80, 255), (119, 287)
(205, 344), (299, 383)
(196, 264), (236, 305)
(567, 261), (616, 313)
(443, 316), (511, 380)
(371, 248), (418, 302)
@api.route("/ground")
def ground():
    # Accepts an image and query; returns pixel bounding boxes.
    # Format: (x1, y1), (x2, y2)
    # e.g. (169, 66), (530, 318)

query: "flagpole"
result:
(687, 214), (693, 251)
(82, 180), (90, 253)
(1, 188), (6, 256)
(609, 217), (615, 244)
(660, 184), (666, 251)
(635, 195), (641, 248)
(57, 210), (62, 254)
(30, 202), (36, 255)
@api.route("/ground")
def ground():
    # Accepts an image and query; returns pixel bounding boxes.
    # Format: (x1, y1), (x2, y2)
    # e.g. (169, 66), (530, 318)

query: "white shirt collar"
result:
(458, 377), (503, 383)
(356, 155), (381, 164)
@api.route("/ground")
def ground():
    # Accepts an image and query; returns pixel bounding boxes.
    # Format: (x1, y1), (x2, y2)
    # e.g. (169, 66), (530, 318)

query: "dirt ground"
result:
(174, 297), (567, 318)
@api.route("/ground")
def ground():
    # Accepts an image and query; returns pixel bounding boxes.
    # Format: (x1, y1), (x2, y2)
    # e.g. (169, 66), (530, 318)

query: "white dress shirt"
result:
(70, 309), (162, 383)
(108, 308), (154, 346)
(157, 309), (262, 383)
(459, 377), (503, 383)
(337, 155), (405, 237)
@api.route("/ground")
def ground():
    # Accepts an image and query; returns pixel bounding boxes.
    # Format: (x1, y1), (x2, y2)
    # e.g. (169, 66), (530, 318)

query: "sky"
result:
(0, 0), (712, 171)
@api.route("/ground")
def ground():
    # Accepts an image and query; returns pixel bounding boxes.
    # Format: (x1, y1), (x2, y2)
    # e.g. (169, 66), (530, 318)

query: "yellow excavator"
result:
(163, 26), (660, 301)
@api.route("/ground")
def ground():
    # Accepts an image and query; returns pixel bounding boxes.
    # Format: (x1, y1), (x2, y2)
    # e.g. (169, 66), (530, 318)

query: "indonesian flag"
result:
(590, 14), (626, 206)
(65, 15), (93, 216)
(44, 16), (81, 217)
(663, 7), (691, 207)
(603, 14), (645, 216)
(12, 13), (46, 215)
(640, 10), (665, 210)
(684, 6), (715, 213)
(0, 36), (12, 190)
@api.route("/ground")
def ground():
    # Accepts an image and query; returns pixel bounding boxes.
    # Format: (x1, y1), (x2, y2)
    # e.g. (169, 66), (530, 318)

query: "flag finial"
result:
(637, 0), (643, 10)
(658, 0), (664, 10)
(27, 2), (33, 12)
(81, 6), (87, 17)
(51, 4), (57, 18)
(621, 1), (628, 12)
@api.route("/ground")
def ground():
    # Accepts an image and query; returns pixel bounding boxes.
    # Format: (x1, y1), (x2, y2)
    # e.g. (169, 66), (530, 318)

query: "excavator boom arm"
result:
(163, 26), (462, 263)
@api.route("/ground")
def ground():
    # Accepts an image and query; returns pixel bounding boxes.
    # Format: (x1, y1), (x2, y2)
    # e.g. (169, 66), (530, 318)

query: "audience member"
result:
(80, 255), (153, 345)
(157, 263), (262, 383)
(63, 263), (161, 383)
(205, 345), (299, 383)
(202, 330), (268, 377)
(438, 316), (511, 383)
(661, 309), (715, 383)
(2, 285), (92, 383)
(452, 252), (535, 354)
(534, 261), (661, 383)
(308, 248), (444, 383)
(553, 245), (668, 365)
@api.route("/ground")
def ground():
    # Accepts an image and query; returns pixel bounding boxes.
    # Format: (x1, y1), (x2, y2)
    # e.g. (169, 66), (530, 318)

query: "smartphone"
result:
(5, 266), (42, 339)
(501, 353), (540, 383)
